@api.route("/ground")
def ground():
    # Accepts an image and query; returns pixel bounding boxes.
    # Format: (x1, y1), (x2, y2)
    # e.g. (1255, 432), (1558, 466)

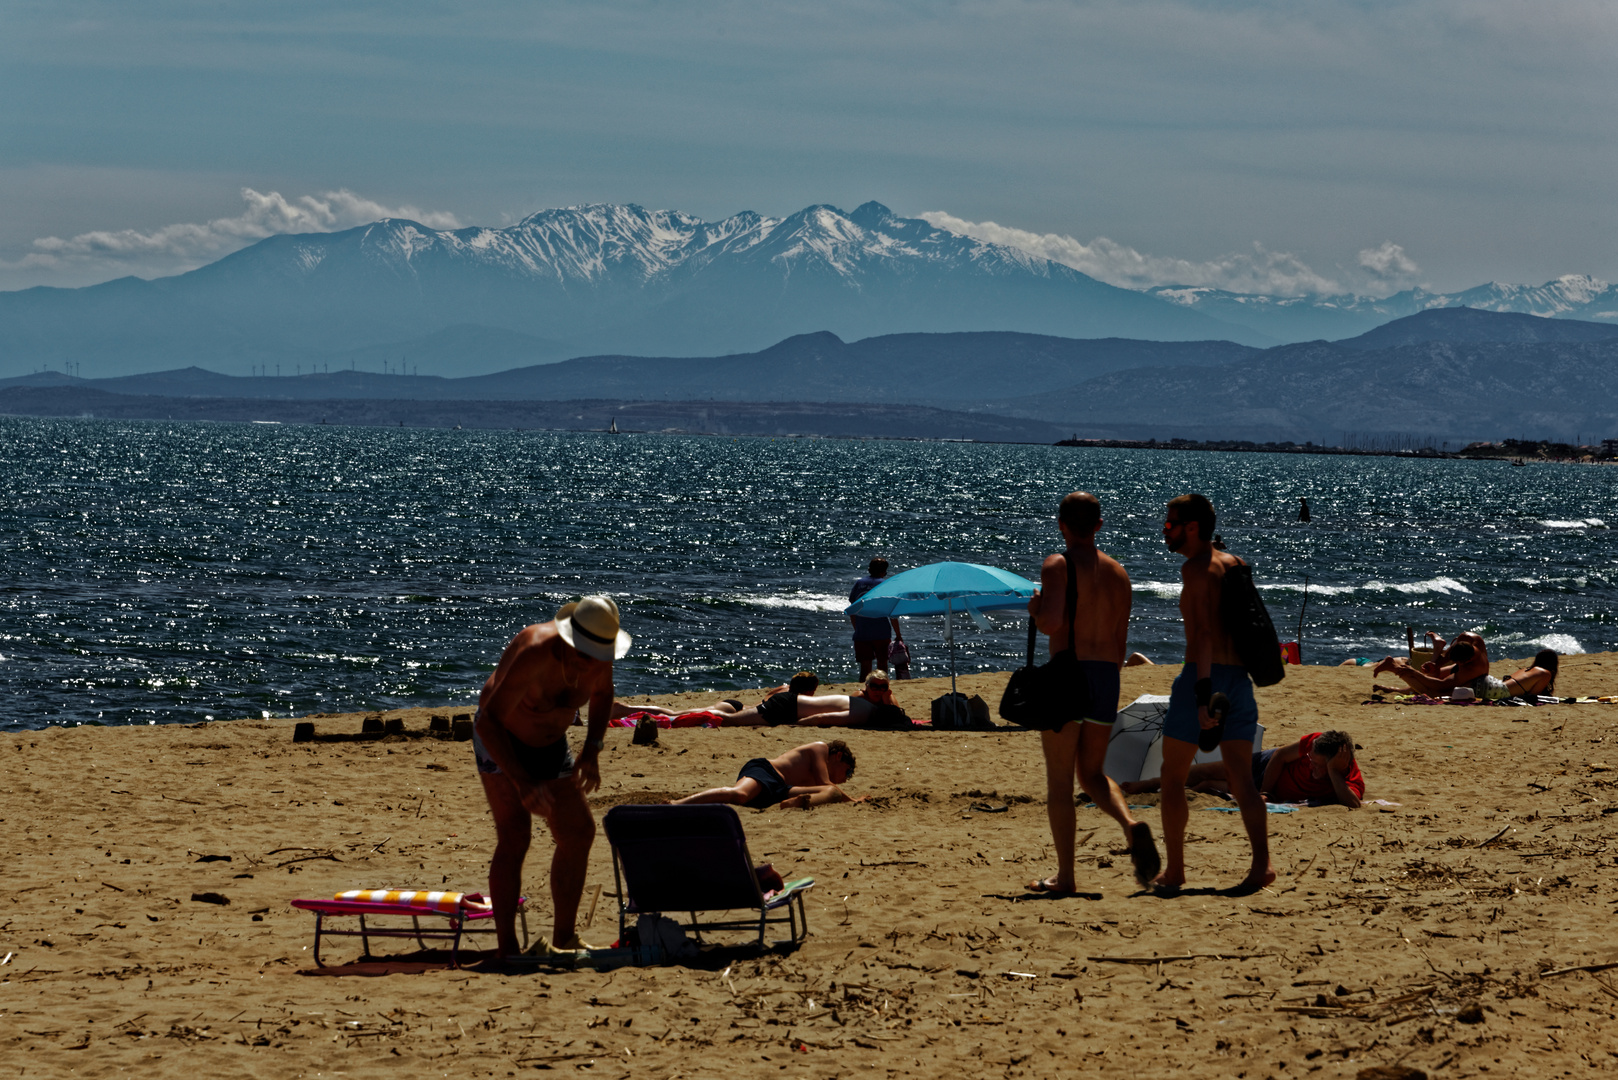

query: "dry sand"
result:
(6, 654), (1618, 1078)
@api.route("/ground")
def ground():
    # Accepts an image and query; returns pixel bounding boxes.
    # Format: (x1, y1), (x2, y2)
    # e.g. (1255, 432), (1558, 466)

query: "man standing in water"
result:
(473, 595), (631, 959)
(1154, 494), (1275, 895)
(1026, 492), (1160, 894)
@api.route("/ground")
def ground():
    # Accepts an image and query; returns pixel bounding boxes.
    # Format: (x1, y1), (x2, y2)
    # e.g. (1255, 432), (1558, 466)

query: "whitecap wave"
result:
(1361, 576), (1471, 596)
(1132, 580), (1182, 598)
(1539, 518), (1607, 529)
(1259, 582), (1358, 596)
(740, 591), (849, 613)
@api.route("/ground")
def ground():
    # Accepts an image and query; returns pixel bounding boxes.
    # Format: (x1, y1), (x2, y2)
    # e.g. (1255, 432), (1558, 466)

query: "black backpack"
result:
(1220, 559), (1286, 687)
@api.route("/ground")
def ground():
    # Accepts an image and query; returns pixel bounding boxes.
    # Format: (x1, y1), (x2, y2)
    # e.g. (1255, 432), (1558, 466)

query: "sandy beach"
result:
(6, 653), (1618, 1078)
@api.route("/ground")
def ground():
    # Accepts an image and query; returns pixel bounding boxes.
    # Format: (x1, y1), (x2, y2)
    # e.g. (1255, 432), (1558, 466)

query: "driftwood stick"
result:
(1088, 953), (1273, 965)
(1475, 825), (1513, 848)
(1541, 961), (1618, 978)
(583, 883), (603, 929)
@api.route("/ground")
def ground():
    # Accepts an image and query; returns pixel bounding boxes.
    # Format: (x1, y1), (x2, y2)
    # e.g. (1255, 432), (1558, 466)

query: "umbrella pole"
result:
(946, 598), (958, 697)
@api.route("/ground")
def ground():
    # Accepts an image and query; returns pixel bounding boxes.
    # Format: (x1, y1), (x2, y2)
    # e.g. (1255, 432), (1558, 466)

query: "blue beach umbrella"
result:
(845, 561), (1038, 695)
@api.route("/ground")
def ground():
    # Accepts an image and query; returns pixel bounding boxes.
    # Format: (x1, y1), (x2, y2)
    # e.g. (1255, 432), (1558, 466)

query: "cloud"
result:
(919, 211), (1348, 296)
(20, 188), (462, 277)
(1357, 240), (1420, 282)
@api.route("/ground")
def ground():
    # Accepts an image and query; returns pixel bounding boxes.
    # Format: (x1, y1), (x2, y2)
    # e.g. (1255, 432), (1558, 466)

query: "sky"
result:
(3, 0), (1616, 296)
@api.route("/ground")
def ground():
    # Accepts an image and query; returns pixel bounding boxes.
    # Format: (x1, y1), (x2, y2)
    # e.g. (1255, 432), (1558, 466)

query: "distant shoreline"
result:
(1055, 436), (1618, 464)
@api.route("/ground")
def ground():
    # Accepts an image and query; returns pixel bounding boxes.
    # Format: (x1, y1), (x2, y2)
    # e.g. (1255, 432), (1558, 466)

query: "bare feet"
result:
(1148, 871), (1184, 896)
(1370, 656), (1399, 676)
(1026, 876), (1076, 895)
(1229, 865), (1278, 896)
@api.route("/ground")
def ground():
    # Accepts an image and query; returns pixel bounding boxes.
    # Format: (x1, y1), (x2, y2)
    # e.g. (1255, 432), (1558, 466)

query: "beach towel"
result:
(608, 710), (727, 729)
(333, 889), (491, 914)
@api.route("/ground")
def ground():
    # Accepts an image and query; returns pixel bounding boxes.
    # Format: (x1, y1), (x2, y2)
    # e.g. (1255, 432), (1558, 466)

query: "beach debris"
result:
(190, 892), (230, 905)
(968, 802), (1008, 813)
(193, 853), (232, 863)
(1356, 1068), (1427, 1080)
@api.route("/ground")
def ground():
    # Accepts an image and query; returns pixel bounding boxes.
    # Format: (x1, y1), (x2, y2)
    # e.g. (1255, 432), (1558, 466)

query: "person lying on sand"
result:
(673, 740), (863, 809)
(1370, 630), (1489, 696)
(1123, 730), (1363, 809)
(1376, 647), (1561, 702)
(721, 672), (912, 728)
(473, 595), (630, 960)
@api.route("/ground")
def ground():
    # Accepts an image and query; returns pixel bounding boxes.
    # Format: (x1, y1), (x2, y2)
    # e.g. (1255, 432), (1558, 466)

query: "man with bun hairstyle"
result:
(474, 595), (632, 959)
(1156, 494), (1275, 895)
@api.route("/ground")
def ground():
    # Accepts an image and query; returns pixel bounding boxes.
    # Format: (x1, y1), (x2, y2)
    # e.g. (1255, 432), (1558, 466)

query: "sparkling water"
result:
(3, 416), (1613, 728)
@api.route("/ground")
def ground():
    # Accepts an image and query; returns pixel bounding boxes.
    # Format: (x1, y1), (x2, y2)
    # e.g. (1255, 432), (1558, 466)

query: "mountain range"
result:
(1147, 274), (1618, 343)
(5, 308), (1616, 444)
(0, 202), (1261, 379)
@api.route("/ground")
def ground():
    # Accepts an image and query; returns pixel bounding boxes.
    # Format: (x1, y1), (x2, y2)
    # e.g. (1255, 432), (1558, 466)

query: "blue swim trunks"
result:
(1164, 663), (1259, 746)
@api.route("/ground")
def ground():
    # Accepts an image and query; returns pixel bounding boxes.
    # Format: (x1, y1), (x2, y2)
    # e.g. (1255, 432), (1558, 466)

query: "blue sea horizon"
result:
(3, 416), (1612, 730)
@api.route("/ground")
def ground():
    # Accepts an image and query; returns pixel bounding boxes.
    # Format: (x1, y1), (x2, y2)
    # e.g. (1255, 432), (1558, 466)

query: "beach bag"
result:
(888, 638), (912, 679)
(1220, 559), (1285, 687)
(997, 553), (1089, 730)
(931, 693), (972, 729)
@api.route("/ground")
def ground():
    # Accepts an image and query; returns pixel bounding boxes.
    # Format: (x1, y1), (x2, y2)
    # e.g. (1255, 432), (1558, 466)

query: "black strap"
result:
(1028, 553), (1081, 667)
(1061, 552), (1078, 655)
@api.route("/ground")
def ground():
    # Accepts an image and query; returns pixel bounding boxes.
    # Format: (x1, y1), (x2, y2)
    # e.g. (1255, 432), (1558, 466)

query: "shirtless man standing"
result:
(674, 740), (863, 809)
(474, 595), (630, 959)
(1026, 491), (1159, 894)
(1154, 494), (1275, 895)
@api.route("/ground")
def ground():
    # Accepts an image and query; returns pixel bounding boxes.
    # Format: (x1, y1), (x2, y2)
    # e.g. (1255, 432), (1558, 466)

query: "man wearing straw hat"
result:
(474, 595), (631, 960)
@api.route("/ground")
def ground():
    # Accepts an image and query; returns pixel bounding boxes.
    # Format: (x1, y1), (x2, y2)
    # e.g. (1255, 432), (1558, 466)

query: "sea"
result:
(3, 416), (1614, 730)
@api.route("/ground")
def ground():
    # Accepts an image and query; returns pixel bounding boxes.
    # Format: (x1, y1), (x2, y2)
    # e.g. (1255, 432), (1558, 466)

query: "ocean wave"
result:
(1132, 580), (1182, 598)
(1539, 518), (1607, 529)
(738, 591), (849, 613)
(1492, 632), (1585, 656)
(1257, 576), (1471, 596)
(1259, 582), (1358, 596)
(1361, 576), (1471, 596)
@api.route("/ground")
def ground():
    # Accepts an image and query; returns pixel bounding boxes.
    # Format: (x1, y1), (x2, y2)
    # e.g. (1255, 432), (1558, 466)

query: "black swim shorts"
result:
(472, 711), (575, 781)
(737, 757), (792, 809)
(756, 692), (799, 726)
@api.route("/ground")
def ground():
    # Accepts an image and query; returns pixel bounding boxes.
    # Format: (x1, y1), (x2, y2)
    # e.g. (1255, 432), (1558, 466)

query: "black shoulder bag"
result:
(998, 553), (1090, 730)
(1219, 558), (1286, 688)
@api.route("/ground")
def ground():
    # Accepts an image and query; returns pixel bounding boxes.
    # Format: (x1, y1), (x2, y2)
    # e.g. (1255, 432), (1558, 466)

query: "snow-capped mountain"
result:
(1147, 274), (1618, 342)
(0, 202), (1259, 377)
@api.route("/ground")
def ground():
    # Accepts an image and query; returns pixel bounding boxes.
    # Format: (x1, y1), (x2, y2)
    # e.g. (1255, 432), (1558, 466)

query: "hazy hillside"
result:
(0, 331), (1260, 404)
(987, 338), (1618, 444)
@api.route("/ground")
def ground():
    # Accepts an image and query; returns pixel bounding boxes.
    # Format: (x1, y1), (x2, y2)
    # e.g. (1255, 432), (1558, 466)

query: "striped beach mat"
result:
(333, 889), (491, 914)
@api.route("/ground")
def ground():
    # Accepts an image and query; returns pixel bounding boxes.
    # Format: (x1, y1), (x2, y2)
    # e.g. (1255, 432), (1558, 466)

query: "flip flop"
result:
(1129, 822), (1161, 888)
(1199, 692), (1230, 752)
(1025, 878), (1076, 896)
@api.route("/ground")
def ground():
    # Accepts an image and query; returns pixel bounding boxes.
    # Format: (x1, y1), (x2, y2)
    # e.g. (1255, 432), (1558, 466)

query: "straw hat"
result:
(555, 594), (632, 661)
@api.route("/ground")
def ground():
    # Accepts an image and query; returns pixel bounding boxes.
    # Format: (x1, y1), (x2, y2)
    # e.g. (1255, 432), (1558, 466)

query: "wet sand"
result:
(5, 653), (1618, 1077)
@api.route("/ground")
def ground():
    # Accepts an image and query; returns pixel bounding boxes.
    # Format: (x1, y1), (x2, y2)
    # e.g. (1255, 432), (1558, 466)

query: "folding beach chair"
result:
(289, 890), (527, 968)
(603, 804), (814, 949)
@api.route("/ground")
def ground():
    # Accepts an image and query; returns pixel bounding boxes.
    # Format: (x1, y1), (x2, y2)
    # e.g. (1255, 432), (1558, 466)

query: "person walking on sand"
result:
(849, 557), (904, 679)
(1153, 494), (1275, 896)
(473, 595), (631, 960)
(673, 740), (864, 810)
(1026, 491), (1160, 895)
